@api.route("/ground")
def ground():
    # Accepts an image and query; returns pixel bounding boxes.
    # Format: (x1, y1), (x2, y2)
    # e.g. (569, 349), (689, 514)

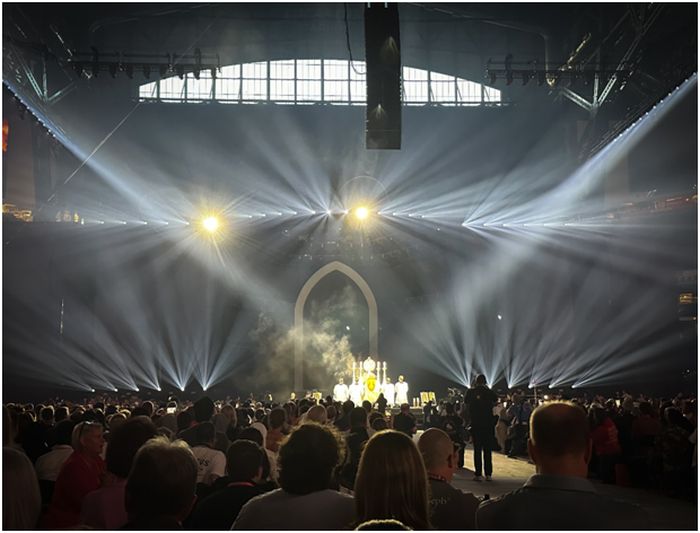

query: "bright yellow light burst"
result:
(201, 215), (221, 234)
(354, 206), (370, 221)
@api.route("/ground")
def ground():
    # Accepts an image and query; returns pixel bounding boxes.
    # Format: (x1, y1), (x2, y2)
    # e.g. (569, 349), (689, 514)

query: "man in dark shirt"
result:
(188, 440), (267, 530)
(477, 401), (647, 530)
(464, 375), (497, 480)
(418, 428), (479, 529)
(392, 403), (417, 438)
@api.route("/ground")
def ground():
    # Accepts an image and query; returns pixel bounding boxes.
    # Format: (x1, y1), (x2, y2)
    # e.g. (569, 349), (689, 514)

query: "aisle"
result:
(450, 446), (697, 530)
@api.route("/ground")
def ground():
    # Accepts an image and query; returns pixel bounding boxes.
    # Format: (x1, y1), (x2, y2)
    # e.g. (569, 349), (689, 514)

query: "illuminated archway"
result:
(294, 261), (378, 391)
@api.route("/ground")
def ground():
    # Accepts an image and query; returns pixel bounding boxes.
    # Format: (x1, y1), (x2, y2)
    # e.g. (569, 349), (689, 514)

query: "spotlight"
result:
(354, 206), (370, 221)
(179, 386), (185, 392)
(497, 314), (502, 320)
(91, 388), (96, 393)
(201, 215), (220, 234)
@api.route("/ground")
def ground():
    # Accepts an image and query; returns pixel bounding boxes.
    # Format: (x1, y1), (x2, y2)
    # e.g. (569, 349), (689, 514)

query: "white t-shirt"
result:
(192, 445), (226, 485)
(349, 383), (363, 405)
(35, 445), (74, 481)
(395, 381), (409, 405)
(382, 383), (395, 406)
(333, 383), (350, 402)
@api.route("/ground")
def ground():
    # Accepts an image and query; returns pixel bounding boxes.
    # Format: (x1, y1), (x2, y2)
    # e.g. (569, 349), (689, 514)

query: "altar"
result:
(345, 355), (391, 405)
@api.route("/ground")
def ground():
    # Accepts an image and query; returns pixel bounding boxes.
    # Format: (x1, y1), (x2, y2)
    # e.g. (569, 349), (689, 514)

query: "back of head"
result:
(350, 407), (368, 430)
(362, 400), (372, 413)
(530, 402), (590, 457)
(355, 430), (430, 530)
(355, 519), (412, 530)
(417, 428), (453, 471)
(237, 427), (264, 447)
(306, 404), (328, 424)
(3, 447), (41, 530)
(400, 403), (410, 413)
(639, 401), (654, 416)
(371, 418), (389, 432)
(193, 396), (215, 423)
(40, 406), (54, 423)
(125, 437), (198, 521)
(278, 423), (344, 495)
(176, 410), (194, 432)
(475, 374), (487, 386)
(269, 407), (286, 430)
(54, 406), (69, 423)
(226, 440), (264, 482)
(106, 416), (158, 478)
(53, 419), (76, 446)
(194, 421), (216, 445)
(342, 400), (355, 415)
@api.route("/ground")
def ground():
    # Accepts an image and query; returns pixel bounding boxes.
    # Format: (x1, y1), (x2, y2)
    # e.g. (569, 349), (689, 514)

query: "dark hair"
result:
(350, 407), (368, 430)
(193, 397), (215, 423)
(237, 427), (264, 446)
(475, 375), (487, 386)
(226, 440), (264, 482)
(126, 438), (197, 519)
(176, 410), (193, 432)
(53, 419), (76, 446)
(362, 401), (372, 414)
(131, 406), (149, 418)
(530, 402), (590, 457)
(278, 423), (344, 495)
(194, 421), (216, 445)
(342, 400), (355, 416)
(106, 416), (159, 478)
(269, 408), (286, 430)
(371, 418), (389, 432)
(54, 406), (69, 423)
(40, 406), (54, 423)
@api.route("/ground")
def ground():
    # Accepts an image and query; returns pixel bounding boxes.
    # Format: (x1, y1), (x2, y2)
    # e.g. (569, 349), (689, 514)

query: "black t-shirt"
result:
(188, 483), (264, 530)
(465, 386), (497, 428)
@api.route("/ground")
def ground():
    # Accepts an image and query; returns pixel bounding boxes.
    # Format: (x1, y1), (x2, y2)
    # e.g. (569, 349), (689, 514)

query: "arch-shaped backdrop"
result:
(294, 261), (378, 391)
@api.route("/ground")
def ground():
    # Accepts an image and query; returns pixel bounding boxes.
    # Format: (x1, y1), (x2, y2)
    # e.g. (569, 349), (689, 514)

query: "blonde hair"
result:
(3, 447), (41, 529)
(354, 430), (430, 530)
(71, 421), (102, 451)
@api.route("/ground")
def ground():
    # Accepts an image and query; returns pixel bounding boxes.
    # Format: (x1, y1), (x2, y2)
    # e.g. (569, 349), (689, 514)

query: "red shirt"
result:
(43, 451), (106, 528)
(591, 418), (621, 456)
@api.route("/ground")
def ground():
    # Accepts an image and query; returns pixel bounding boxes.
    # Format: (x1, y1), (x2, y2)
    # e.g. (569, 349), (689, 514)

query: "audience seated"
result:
(3, 446), (42, 530)
(266, 408), (287, 453)
(418, 428), (479, 529)
(354, 430), (431, 530)
(191, 421), (227, 486)
(178, 396), (216, 446)
(392, 404), (417, 438)
(34, 419), (75, 505)
(233, 423), (354, 530)
(476, 401), (647, 530)
(123, 437), (198, 529)
(43, 420), (106, 529)
(341, 407), (371, 489)
(188, 439), (269, 529)
(80, 416), (158, 529)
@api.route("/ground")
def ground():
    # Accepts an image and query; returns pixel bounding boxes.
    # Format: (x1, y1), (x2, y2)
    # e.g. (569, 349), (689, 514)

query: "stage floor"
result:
(450, 446), (697, 530)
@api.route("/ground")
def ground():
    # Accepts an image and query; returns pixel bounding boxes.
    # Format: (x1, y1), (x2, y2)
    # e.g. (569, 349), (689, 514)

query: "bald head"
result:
(418, 428), (454, 471)
(530, 401), (590, 457)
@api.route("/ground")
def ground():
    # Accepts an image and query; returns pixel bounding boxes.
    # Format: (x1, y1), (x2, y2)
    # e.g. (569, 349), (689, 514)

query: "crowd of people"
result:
(2, 377), (696, 530)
